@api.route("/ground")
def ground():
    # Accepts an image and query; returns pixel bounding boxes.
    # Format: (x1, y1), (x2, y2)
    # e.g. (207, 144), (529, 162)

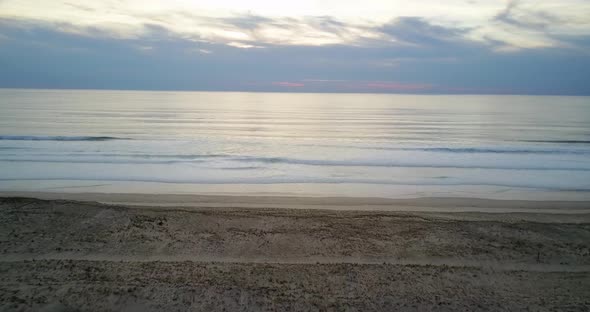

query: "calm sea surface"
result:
(1, 89), (589, 199)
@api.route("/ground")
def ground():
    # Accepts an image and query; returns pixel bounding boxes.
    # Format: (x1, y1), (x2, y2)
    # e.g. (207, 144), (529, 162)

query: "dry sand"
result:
(1, 195), (589, 311)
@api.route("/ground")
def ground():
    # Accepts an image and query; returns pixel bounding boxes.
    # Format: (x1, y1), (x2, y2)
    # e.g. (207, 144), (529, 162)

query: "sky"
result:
(1, 0), (590, 94)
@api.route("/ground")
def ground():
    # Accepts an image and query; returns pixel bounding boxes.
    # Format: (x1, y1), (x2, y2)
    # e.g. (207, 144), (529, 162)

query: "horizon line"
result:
(1, 87), (589, 97)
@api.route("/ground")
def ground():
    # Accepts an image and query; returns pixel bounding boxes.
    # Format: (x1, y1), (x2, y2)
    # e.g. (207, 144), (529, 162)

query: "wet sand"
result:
(1, 195), (589, 311)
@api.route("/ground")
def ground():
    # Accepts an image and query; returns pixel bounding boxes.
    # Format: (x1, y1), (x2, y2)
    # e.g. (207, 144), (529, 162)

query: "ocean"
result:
(1, 89), (589, 200)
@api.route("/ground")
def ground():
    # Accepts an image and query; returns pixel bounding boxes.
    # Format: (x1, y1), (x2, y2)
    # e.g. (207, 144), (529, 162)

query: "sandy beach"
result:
(1, 194), (589, 311)
(3, 0), (590, 308)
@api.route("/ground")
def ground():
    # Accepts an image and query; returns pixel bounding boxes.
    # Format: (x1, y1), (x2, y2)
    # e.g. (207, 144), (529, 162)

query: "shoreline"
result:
(1, 191), (589, 214)
(3, 180), (590, 202)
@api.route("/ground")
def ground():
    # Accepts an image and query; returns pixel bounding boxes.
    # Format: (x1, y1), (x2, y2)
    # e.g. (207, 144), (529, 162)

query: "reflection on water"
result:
(0, 89), (589, 199)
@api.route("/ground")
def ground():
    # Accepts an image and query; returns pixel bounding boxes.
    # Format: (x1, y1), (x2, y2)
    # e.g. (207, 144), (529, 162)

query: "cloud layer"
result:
(1, 0), (589, 94)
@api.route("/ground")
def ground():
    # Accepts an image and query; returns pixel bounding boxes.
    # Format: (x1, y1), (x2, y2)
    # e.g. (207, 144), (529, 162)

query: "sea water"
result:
(1, 89), (589, 200)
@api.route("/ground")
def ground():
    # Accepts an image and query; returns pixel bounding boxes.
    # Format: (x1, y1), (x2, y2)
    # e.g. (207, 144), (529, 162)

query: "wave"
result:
(0, 153), (226, 160)
(233, 156), (590, 171)
(0, 135), (128, 141)
(1, 177), (589, 192)
(1, 154), (589, 171)
(522, 140), (590, 144)
(293, 143), (590, 155)
(405, 147), (590, 155)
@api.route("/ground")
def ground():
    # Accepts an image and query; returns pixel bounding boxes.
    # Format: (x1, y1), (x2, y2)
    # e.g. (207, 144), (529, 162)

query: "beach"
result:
(2, 0), (590, 308)
(1, 91), (590, 310)
(1, 195), (589, 311)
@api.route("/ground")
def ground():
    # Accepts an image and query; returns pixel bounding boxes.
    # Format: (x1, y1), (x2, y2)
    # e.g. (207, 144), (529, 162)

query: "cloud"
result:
(219, 14), (275, 31)
(0, 2), (590, 95)
(226, 41), (263, 49)
(210, 15), (381, 46)
(1, 0), (589, 52)
(272, 81), (305, 87)
(467, 0), (590, 51)
(379, 17), (470, 46)
(494, 0), (560, 30)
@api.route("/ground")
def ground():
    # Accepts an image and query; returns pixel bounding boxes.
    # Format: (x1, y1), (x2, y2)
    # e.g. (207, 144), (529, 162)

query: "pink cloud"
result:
(301, 79), (434, 92)
(272, 81), (305, 87)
